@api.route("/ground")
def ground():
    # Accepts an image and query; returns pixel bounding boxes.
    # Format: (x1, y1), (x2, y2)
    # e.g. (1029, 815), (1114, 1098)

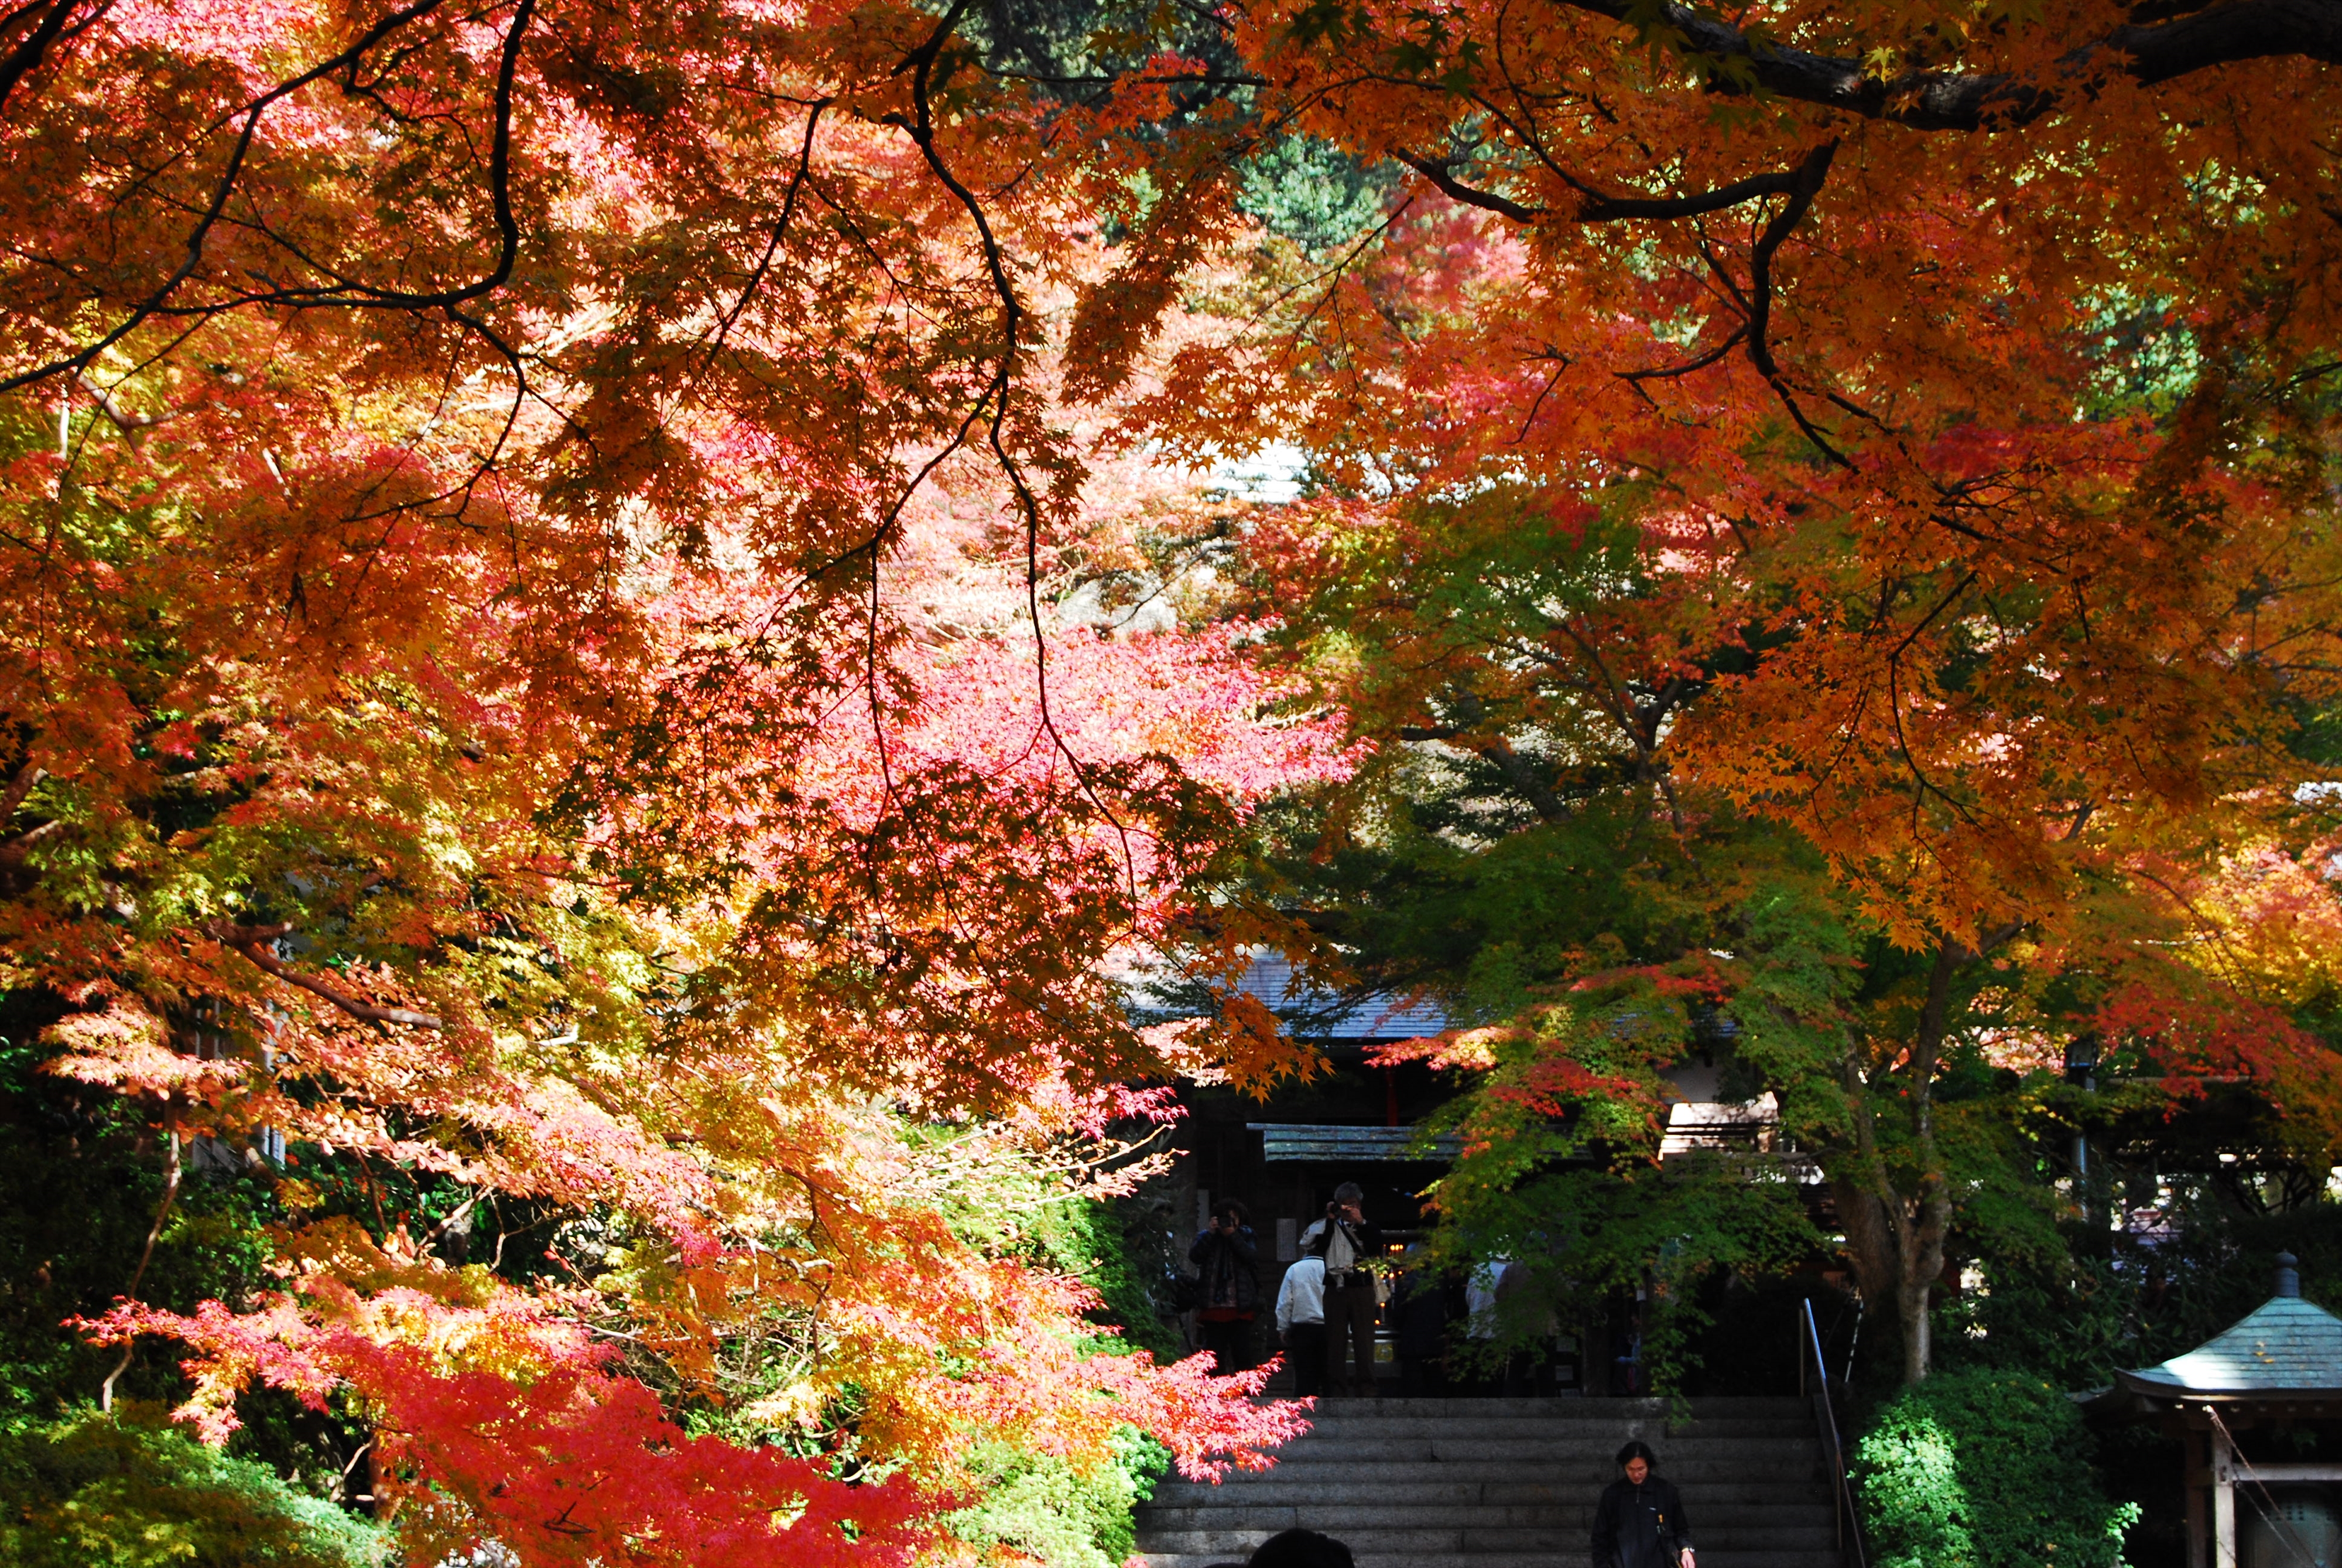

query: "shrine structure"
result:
(2090, 1254), (2342, 1568)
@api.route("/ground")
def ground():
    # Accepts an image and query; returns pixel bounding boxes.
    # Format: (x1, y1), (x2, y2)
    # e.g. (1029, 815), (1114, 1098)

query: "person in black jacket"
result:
(1189, 1201), (1259, 1375)
(1591, 1441), (1694, 1568)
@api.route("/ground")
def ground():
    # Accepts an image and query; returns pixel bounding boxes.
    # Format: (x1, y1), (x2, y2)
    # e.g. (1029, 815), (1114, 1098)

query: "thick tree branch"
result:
(1401, 133), (1853, 462)
(0, 816), (60, 868)
(1400, 145), (1835, 227)
(1558, 0), (2342, 132)
(1468, 736), (1571, 821)
(211, 922), (444, 1028)
(1580, 163), (1824, 223)
(1401, 687), (1575, 821)
(1744, 141), (1836, 378)
(1618, 325), (1747, 395)
(1394, 151), (1542, 221)
(0, 755), (42, 826)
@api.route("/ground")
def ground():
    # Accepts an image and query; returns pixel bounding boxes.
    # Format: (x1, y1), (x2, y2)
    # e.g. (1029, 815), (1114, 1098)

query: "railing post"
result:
(1803, 1296), (1867, 1568)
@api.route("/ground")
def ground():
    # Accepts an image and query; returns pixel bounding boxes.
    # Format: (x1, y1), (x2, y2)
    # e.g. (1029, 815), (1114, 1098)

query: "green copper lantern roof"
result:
(2118, 1255), (2342, 1399)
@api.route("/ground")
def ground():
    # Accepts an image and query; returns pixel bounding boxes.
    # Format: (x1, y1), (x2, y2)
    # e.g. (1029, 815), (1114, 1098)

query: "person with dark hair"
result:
(1592, 1441), (1694, 1568)
(1189, 1200), (1259, 1376)
(1248, 1528), (1356, 1568)
(1297, 1182), (1382, 1396)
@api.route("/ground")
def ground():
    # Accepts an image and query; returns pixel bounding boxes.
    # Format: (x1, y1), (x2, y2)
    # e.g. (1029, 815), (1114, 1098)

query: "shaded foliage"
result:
(1853, 1368), (2138, 1568)
(0, 1409), (386, 1568)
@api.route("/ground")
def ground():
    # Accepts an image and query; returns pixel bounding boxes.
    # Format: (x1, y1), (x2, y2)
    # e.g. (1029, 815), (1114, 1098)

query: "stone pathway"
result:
(1136, 1395), (1843, 1568)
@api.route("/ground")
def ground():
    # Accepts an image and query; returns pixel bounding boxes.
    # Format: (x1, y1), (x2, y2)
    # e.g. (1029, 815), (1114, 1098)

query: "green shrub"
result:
(947, 1426), (1169, 1568)
(0, 1409), (386, 1568)
(1853, 1368), (2138, 1568)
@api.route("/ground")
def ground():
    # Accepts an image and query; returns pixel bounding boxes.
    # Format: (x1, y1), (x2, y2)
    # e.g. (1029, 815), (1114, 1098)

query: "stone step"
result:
(1247, 1449), (1823, 1469)
(1302, 1404), (1808, 1423)
(1142, 1525), (1837, 1555)
(1276, 1418), (1809, 1433)
(1268, 1443), (1821, 1464)
(1142, 1553), (1832, 1568)
(1152, 1460), (1823, 1499)
(1148, 1489), (1823, 1516)
(1148, 1488), (1827, 1526)
(1293, 1416), (1821, 1439)
(1136, 1396), (1841, 1568)
(1302, 1404), (1808, 1432)
(1138, 1502), (1838, 1532)
(1244, 1437), (1823, 1462)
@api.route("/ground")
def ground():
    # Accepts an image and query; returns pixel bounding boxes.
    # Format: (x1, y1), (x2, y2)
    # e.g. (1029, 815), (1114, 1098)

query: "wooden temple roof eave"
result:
(2109, 1371), (2342, 1404)
(2082, 1384), (2342, 1436)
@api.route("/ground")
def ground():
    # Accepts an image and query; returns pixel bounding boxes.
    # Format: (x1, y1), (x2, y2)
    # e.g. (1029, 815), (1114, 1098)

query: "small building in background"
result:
(2087, 1254), (2342, 1568)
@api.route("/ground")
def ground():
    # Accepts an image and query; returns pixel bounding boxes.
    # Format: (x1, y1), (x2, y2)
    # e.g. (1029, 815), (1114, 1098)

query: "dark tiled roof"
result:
(2121, 1296), (2342, 1396)
(1230, 954), (1454, 1041)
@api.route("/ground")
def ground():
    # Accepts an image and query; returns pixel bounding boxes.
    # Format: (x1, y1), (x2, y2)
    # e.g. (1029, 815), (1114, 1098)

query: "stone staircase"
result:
(1136, 1396), (1844, 1568)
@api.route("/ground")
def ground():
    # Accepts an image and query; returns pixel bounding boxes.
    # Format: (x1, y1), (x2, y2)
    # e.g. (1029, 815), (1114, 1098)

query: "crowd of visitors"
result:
(1180, 1185), (1696, 1567)
(1184, 1176), (1590, 1397)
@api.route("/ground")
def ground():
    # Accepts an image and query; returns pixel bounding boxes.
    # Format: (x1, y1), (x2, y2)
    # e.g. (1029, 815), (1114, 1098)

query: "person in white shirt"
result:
(1275, 1254), (1327, 1397)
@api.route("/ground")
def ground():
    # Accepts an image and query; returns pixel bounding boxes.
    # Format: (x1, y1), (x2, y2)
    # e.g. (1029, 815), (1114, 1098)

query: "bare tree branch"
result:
(0, 0), (536, 396)
(1742, 139), (1850, 464)
(1579, 163), (1832, 223)
(1558, 0), (2342, 132)
(100, 1124), (179, 1412)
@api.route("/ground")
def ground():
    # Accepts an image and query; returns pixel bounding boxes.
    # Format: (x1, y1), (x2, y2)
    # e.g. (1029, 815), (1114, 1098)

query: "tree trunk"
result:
(1832, 936), (1967, 1385)
(1898, 1270), (1932, 1386)
(1830, 1176), (1898, 1310)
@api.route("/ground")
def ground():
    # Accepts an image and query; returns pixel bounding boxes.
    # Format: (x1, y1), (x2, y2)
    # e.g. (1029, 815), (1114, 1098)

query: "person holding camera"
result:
(1297, 1182), (1382, 1397)
(1189, 1200), (1260, 1375)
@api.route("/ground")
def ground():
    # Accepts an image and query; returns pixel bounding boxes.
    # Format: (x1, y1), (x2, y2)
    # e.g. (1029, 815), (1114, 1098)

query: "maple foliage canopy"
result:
(1189, 1), (2342, 1380)
(1193, 0), (2342, 911)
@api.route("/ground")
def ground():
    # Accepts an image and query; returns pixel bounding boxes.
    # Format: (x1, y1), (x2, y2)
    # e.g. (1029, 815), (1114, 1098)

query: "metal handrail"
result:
(1800, 1296), (1869, 1568)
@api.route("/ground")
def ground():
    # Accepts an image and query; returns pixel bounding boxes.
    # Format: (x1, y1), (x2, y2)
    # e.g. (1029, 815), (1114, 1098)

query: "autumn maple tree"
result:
(1165, 0), (2342, 1383)
(0, 0), (1336, 1556)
